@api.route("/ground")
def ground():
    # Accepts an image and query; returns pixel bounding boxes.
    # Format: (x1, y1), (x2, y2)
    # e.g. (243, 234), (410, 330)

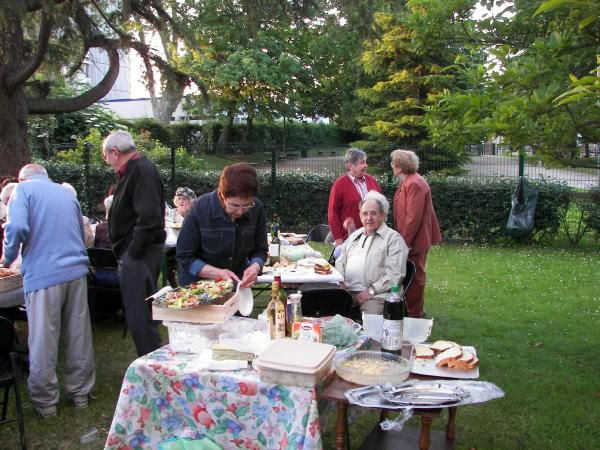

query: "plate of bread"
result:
(411, 340), (479, 379)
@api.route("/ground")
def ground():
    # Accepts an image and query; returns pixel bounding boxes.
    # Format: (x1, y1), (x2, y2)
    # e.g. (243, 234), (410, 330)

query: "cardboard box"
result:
(152, 291), (239, 324)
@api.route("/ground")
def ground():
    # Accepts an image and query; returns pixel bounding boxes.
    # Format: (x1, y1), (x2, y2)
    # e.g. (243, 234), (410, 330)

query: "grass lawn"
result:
(2, 243), (599, 449)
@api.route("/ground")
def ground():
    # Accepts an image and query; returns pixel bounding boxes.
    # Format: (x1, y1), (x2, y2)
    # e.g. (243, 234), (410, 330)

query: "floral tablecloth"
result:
(105, 347), (323, 450)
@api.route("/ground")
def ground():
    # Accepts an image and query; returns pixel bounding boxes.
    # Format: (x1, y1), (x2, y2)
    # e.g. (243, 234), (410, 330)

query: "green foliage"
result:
(28, 102), (122, 158)
(428, 175), (570, 242)
(581, 187), (600, 240)
(124, 118), (173, 145)
(424, 0), (600, 158)
(357, 2), (467, 146)
(121, 119), (351, 151)
(43, 160), (116, 215)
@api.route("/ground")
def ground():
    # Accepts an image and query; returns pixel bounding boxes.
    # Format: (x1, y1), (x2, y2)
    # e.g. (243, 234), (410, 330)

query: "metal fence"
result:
(46, 142), (600, 232)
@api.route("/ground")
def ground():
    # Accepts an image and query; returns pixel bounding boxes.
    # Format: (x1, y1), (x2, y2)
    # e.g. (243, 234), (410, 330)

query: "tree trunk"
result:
(0, 85), (31, 176)
(0, 7), (31, 176)
(154, 74), (186, 125)
(216, 112), (234, 156)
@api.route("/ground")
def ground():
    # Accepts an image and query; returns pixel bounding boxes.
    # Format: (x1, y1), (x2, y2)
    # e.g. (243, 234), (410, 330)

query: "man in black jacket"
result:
(102, 130), (166, 356)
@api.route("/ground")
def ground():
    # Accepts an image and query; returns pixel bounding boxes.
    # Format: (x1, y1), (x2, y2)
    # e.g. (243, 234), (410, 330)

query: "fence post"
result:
(83, 141), (91, 216)
(271, 144), (277, 211)
(519, 151), (525, 177)
(170, 146), (176, 196)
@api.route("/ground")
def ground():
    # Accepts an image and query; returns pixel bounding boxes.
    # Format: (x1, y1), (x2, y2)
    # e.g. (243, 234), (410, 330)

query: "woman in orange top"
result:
(391, 150), (441, 318)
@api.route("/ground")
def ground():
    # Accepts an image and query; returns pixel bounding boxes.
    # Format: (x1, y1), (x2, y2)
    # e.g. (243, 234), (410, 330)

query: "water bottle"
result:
(286, 290), (303, 336)
(381, 285), (404, 355)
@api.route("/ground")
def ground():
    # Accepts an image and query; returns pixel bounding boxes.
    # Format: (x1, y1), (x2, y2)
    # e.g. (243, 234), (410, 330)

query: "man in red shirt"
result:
(328, 148), (381, 247)
(391, 149), (442, 318)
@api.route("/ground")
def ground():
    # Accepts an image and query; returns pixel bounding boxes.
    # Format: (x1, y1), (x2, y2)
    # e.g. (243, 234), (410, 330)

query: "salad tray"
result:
(151, 280), (239, 324)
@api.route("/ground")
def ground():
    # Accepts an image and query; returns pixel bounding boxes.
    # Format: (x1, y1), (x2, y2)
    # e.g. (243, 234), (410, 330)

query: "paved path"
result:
(464, 155), (600, 189)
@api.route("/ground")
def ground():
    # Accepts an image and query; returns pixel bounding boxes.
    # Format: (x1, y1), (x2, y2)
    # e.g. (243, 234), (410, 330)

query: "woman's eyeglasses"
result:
(226, 201), (255, 211)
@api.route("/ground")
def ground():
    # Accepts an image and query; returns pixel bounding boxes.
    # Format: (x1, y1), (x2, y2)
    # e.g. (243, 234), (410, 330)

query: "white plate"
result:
(237, 286), (254, 316)
(411, 345), (479, 379)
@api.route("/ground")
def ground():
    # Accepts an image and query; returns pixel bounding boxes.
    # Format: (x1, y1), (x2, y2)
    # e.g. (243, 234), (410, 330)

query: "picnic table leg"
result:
(334, 401), (348, 450)
(446, 406), (457, 441)
(419, 415), (432, 450)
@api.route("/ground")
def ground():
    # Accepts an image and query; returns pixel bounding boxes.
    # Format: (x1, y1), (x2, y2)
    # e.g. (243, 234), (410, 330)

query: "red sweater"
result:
(327, 174), (381, 241)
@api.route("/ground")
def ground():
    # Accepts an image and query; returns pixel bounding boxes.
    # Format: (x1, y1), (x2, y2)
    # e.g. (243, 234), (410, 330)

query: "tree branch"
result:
(5, 10), (52, 91)
(26, 47), (120, 114)
(64, 45), (90, 78)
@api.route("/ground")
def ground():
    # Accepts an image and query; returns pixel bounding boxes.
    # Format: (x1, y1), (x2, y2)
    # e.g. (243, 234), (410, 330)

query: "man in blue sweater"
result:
(0, 164), (95, 418)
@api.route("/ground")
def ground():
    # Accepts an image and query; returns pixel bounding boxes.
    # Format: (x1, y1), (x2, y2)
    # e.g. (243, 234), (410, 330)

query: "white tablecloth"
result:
(257, 267), (343, 284)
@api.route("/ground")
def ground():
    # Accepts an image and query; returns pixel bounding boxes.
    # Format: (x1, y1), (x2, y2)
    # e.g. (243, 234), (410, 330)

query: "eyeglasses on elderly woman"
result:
(225, 200), (255, 211)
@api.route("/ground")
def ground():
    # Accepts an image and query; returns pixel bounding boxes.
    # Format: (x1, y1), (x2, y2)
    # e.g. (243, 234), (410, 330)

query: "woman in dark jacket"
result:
(176, 163), (268, 288)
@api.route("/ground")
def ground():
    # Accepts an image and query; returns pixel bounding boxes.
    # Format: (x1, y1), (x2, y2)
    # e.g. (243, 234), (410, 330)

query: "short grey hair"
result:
(18, 163), (48, 181)
(61, 182), (77, 198)
(0, 183), (17, 205)
(391, 149), (419, 174)
(344, 148), (367, 168)
(103, 130), (136, 154)
(360, 190), (389, 216)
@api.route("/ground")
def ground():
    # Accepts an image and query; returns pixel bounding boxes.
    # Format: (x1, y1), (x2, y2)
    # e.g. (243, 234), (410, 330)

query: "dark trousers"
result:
(406, 250), (428, 318)
(118, 244), (163, 356)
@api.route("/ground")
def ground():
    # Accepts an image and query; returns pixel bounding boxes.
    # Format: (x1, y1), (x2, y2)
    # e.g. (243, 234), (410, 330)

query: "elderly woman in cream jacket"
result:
(335, 190), (409, 315)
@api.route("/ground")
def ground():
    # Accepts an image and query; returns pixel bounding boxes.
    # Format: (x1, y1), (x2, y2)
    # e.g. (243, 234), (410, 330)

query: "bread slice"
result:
(314, 262), (332, 275)
(414, 344), (435, 359)
(446, 350), (475, 369)
(435, 346), (463, 367)
(430, 340), (460, 353)
(467, 356), (479, 369)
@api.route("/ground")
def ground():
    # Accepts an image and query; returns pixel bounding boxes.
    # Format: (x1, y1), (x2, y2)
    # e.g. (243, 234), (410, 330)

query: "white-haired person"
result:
(1, 163), (95, 417)
(391, 149), (441, 318)
(335, 190), (409, 315)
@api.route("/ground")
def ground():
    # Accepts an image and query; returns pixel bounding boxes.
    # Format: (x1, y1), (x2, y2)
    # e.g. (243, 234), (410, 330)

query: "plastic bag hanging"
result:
(505, 177), (538, 237)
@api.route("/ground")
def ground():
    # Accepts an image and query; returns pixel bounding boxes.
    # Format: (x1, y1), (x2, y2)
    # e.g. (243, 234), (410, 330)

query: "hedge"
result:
(44, 161), (574, 243)
(428, 175), (570, 243)
(121, 119), (357, 153)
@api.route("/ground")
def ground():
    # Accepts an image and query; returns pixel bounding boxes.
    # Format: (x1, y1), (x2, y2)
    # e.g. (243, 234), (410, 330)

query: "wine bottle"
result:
(267, 272), (286, 339)
(270, 217), (281, 264)
(381, 285), (404, 355)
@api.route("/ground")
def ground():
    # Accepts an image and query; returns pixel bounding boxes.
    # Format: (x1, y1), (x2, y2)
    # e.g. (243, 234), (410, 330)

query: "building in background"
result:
(81, 48), (132, 100)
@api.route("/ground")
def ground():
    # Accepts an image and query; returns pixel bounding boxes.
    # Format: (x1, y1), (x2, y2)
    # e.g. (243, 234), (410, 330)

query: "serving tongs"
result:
(382, 382), (469, 406)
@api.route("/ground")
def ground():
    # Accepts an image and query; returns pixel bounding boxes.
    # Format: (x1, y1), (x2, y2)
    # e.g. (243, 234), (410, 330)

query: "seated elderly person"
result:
(173, 187), (196, 223)
(335, 190), (409, 315)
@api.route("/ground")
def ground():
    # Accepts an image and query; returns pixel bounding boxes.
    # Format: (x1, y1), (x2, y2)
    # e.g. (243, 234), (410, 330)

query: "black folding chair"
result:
(0, 315), (26, 449)
(306, 224), (336, 264)
(306, 224), (333, 244)
(300, 288), (353, 318)
(398, 259), (417, 317)
(87, 248), (127, 338)
(401, 259), (416, 301)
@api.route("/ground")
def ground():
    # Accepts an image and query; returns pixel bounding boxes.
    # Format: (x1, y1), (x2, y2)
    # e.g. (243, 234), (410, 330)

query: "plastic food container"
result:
(163, 321), (223, 353)
(333, 351), (411, 385)
(254, 338), (336, 387)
